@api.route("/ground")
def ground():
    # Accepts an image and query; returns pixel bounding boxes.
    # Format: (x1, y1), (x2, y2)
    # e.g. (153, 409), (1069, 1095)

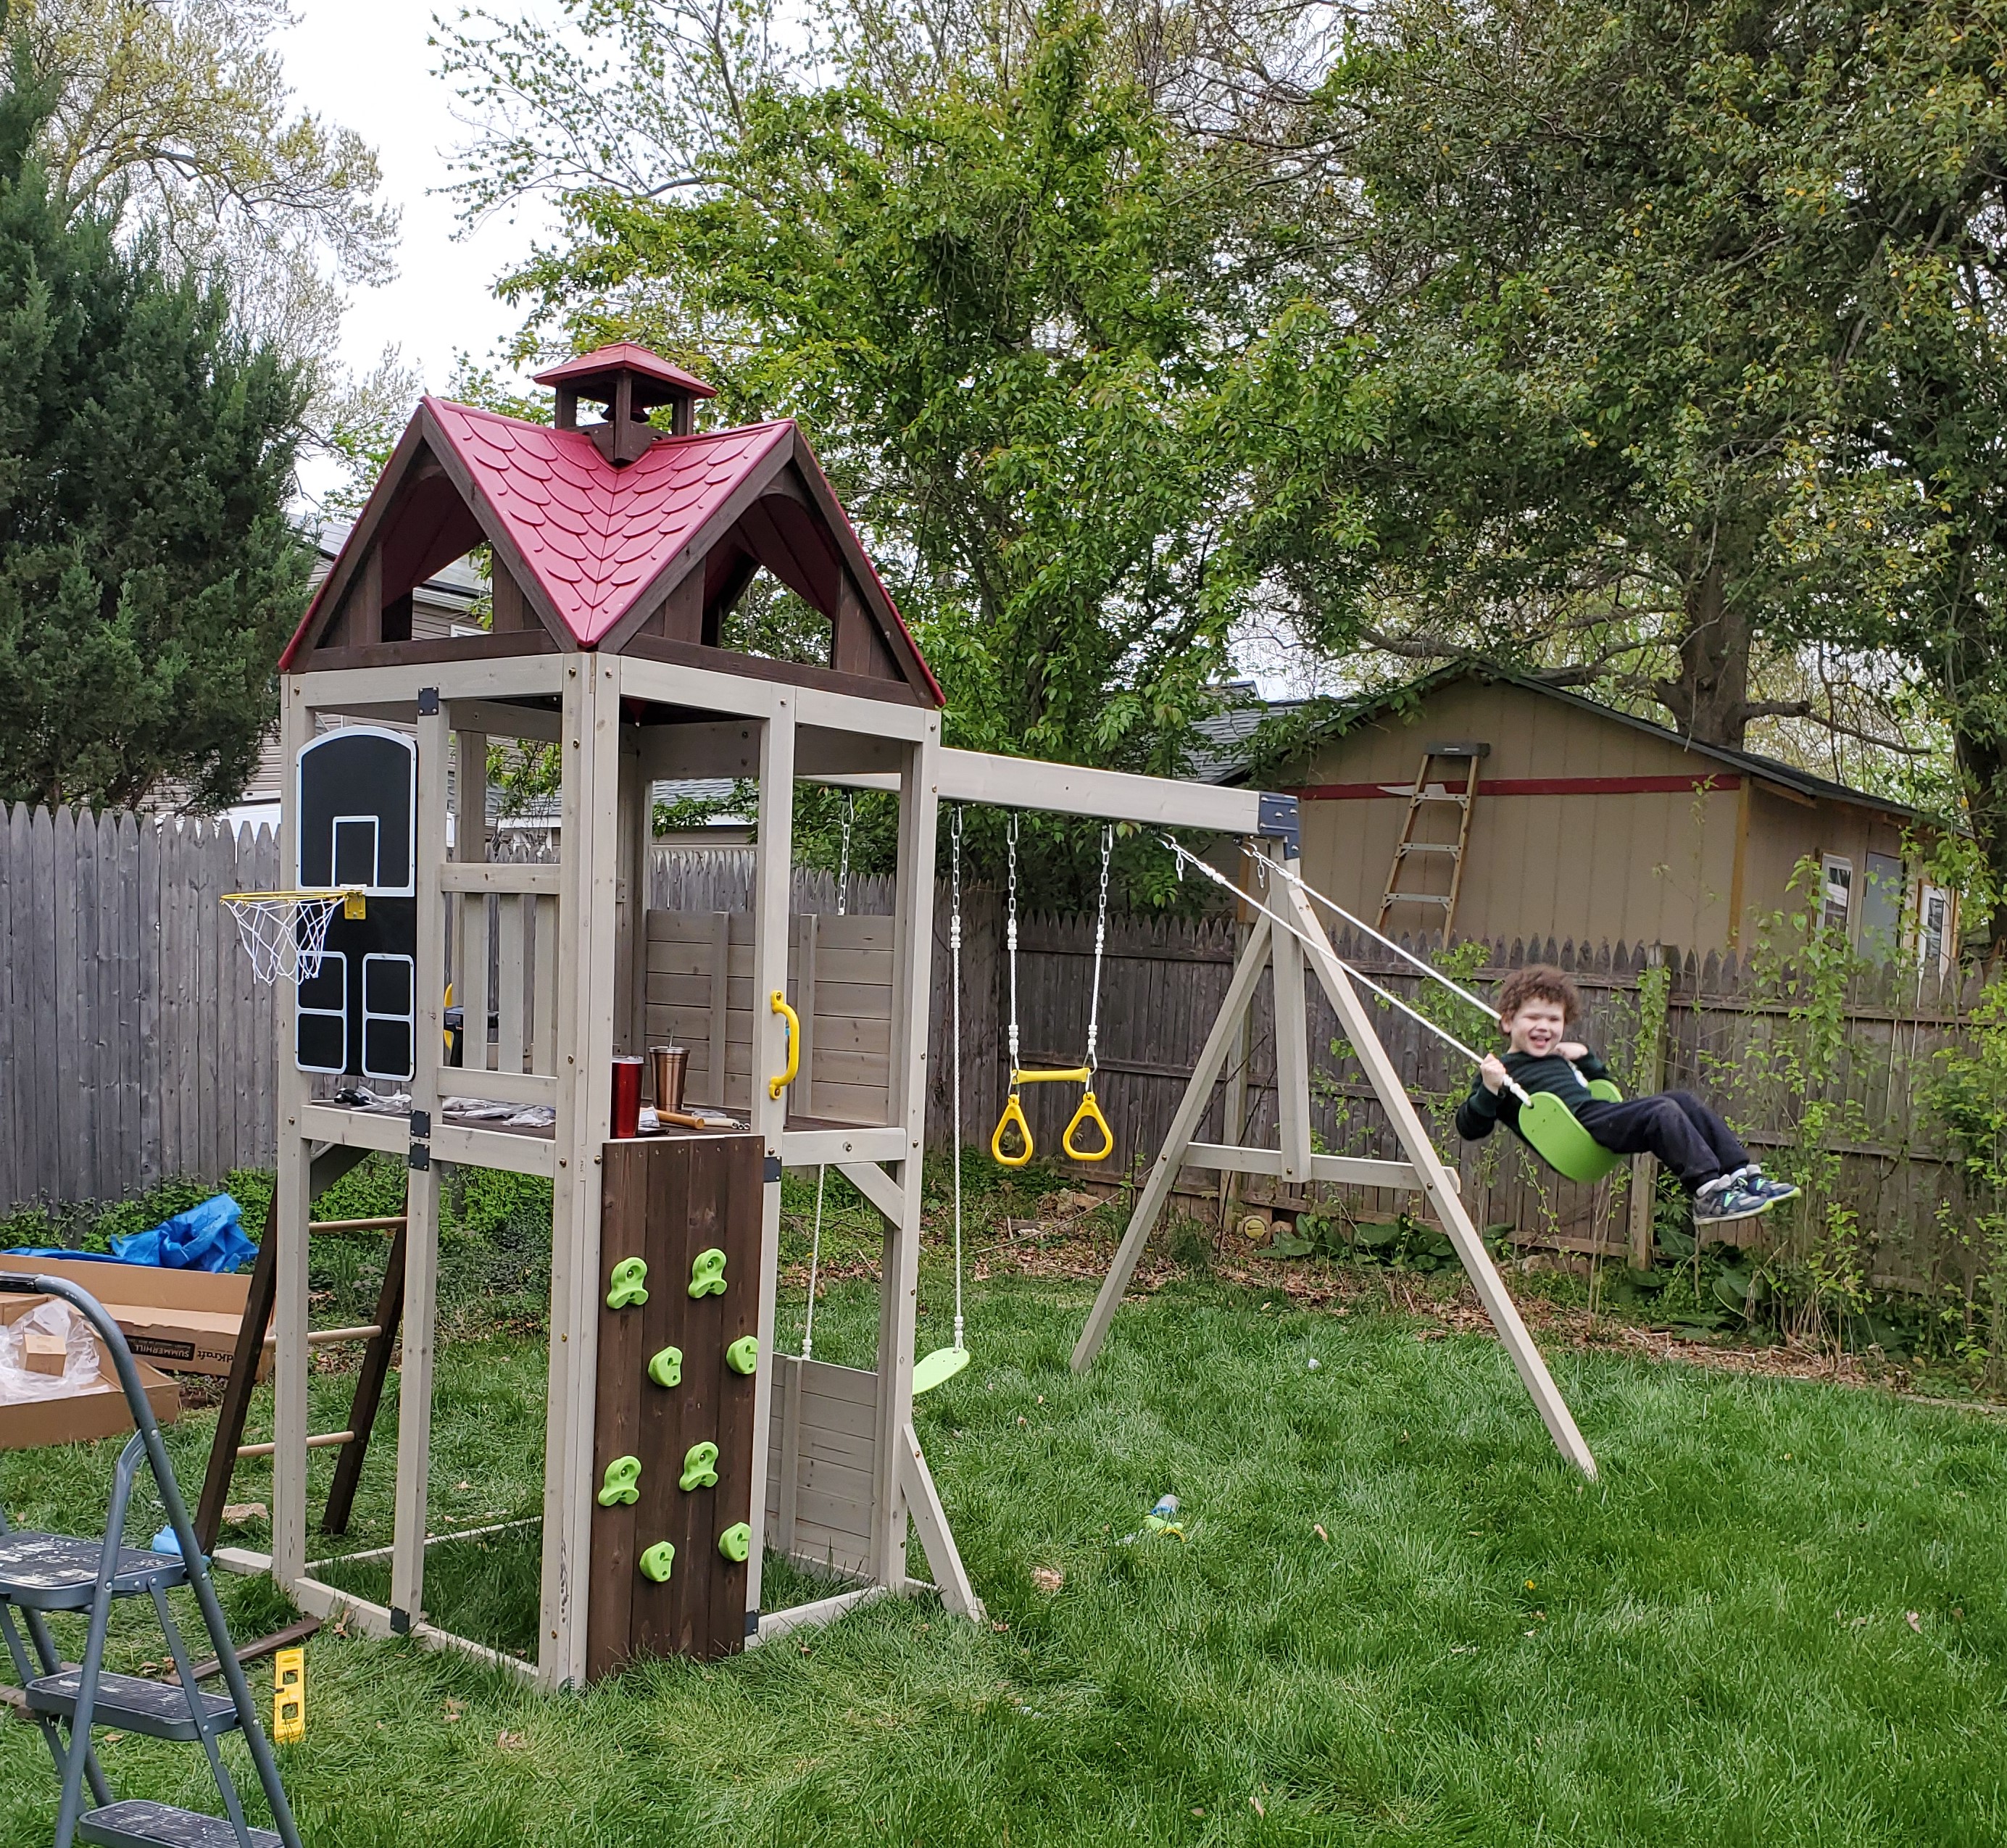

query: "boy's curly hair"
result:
(1496, 963), (1582, 1027)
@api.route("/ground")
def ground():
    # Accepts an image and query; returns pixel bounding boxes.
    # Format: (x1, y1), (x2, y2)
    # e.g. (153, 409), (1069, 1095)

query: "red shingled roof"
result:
(430, 399), (790, 645)
(283, 388), (942, 704)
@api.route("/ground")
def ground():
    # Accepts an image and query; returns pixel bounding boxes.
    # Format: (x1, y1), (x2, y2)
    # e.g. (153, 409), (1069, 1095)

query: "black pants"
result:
(1571, 1090), (1750, 1192)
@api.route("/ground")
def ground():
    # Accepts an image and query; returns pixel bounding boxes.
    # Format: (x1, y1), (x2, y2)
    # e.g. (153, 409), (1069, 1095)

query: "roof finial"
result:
(533, 344), (719, 465)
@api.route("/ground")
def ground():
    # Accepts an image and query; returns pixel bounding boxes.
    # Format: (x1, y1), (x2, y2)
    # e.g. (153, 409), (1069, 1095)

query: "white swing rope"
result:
(1005, 812), (1021, 1082)
(1247, 845), (1501, 1023)
(1165, 838), (1534, 1107)
(801, 794), (855, 1364)
(950, 806), (965, 1354)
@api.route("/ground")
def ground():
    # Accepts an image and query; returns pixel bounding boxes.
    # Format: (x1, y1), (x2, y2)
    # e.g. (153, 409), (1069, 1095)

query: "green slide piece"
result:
(718, 1523), (752, 1564)
(725, 1336), (760, 1375)
(639, 1541), (676, 1583)
(680, 1441), (720, 1491)
(1516, 1084), (1625, 1185)
(647, 1346), (683, 1389)
(606, 1257), (649, 1310)
(597, 1455), (641, 1507)
(912, 1345), (970, 1396)
(689, 1248), (728, 1297)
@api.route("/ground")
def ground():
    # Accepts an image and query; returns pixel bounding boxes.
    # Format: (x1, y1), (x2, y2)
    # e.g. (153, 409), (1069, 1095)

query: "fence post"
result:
(1627, 944), (1669, 1270)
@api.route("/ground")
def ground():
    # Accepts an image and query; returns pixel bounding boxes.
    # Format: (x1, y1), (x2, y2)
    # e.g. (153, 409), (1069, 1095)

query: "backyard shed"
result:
(1202, 667), (1955, 965)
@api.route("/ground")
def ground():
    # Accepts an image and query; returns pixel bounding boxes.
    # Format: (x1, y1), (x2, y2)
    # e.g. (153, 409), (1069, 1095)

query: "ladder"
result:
(1377, 743), (1488, 937)
(196, 1146), (406, 1554)
(0, 1270), (302, 1848)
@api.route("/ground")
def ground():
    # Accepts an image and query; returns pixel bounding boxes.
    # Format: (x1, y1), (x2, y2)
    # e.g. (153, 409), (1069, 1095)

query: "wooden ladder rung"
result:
(1397, 842), (1458, 854)
(263, 1325), (383, 1348)
(308, 1216), (407, 1234)
(237, 1431), (354, 1460)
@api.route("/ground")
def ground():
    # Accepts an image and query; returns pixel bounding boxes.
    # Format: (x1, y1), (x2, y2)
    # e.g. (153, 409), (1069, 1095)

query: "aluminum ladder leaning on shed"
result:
(1376, 741), (1488, 938)
(0, 1270), (303, 1848)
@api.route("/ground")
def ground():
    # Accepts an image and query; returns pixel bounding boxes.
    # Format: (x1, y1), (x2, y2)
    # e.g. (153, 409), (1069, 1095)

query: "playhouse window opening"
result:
(716, 570), (836, 669)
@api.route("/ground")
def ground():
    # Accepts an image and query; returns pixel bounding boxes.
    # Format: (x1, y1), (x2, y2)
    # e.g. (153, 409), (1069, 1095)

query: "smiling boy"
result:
(1455, 964), (1798, 1225)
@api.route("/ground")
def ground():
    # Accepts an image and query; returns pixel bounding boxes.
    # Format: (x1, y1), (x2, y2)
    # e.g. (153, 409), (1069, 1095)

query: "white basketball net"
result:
(220, 890), (346, 986)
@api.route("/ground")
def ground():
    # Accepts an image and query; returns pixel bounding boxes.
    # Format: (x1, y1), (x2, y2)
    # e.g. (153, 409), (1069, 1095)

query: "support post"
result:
(871, 720), (941, 1590)
(538, 656), (623, 1689)
(271, 680), (312, 1590)
(390, 697), (450, 1626)
(741, 691), (796, 1622)
(1277, 875), (1597, 1478)
(1071, 914), (1275, 1372)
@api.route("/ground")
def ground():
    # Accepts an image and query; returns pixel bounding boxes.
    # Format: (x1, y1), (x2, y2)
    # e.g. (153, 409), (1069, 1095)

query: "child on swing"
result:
(1455, 965), (1798, 1225)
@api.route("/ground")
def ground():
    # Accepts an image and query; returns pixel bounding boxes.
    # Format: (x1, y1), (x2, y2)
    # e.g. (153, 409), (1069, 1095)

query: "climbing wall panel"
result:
(588, 1132), (763, 1680)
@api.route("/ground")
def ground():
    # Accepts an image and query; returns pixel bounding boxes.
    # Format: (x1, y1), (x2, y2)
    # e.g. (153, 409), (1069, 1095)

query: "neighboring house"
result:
(1197, 666), (1956, 967)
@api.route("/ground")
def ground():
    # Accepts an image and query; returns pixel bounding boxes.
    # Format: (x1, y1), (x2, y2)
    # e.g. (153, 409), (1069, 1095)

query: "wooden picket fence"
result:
(0, 816), (1990, 1297)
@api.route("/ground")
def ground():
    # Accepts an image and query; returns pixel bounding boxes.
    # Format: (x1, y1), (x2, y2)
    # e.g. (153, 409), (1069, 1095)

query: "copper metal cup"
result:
(651, 1045), (689, 1115)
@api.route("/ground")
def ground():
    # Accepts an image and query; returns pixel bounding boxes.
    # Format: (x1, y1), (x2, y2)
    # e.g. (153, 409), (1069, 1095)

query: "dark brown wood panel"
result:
(589, 1131), (763, 1678)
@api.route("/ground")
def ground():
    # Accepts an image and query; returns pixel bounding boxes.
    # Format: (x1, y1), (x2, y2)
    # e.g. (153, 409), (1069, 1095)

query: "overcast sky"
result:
(278, 1), (550, 399)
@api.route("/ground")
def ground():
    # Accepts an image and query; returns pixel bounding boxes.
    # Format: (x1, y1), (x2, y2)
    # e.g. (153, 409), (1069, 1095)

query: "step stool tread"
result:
(79, 1800), (281, 1848)
(27, 1668), (241, 1740)
(0, 1532), (186, 1608)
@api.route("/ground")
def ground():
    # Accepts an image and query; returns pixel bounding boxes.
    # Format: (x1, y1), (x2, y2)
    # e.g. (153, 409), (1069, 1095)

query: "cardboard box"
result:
(0, 1254), (254, 1376)
(0, 1296), (180, 1449)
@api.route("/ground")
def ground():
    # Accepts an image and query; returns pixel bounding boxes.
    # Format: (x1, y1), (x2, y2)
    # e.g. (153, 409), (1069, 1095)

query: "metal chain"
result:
(950, 807), (965, 1350)
(836, 793), (854, 917)
(1005, 812), (1020, 1077)
(1085, 825), (1112, 1074)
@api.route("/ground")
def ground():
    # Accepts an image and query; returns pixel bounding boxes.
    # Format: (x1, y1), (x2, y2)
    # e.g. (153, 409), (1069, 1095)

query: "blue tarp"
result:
(6, 1193), (257, 1274)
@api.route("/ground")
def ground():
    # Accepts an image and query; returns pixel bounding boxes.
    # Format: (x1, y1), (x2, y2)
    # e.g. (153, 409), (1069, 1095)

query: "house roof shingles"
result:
(428, 399), (794, 646)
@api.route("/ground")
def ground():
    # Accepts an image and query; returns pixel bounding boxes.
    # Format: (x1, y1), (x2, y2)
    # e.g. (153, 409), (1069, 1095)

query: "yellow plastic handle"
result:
(991, 1093), (1033, 1167)
(768, 991), (800, 1099)
(1062, 1089), (1114, 1162)
(1013, 1066), (1093, 1085)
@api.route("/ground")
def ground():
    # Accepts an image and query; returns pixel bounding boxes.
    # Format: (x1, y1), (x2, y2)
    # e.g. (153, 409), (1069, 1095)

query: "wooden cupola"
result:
(533, 343), (718, 463)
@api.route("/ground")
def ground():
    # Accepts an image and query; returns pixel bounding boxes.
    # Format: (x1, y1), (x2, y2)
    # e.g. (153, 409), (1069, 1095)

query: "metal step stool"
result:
(0, 1270), (303, 1848)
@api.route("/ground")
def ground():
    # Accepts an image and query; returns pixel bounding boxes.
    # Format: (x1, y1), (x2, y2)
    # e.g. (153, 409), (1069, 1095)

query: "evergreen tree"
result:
(0, 33), (310, 811)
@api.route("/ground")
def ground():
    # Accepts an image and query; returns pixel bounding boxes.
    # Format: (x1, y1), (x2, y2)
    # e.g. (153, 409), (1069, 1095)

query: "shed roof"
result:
(1197, 665), (1935, 823)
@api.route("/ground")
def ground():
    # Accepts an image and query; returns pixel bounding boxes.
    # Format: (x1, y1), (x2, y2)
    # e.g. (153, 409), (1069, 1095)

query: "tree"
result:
(7, 0), (399, 464)
(0, 42), (312, 810)
(1237, 0), (2006, 788)
(447, 0), (1293, 900)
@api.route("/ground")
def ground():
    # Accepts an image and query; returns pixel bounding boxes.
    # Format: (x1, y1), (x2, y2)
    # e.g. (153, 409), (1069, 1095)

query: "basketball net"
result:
(220, 888), (365, 986)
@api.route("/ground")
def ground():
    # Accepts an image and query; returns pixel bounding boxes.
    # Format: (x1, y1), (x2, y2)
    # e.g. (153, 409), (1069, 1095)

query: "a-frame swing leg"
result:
(1278, 877), (1598, 1479)
(1071, 914), (1275, 1372)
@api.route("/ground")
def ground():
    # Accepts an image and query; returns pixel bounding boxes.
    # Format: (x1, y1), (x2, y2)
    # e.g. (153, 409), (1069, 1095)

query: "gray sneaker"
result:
(1692, 1176), (1779, 1225)
(1745, 1168), (1800, 1206)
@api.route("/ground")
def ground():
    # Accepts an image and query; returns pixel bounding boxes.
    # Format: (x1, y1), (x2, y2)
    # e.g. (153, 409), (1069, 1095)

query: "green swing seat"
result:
(1514, 1079), (1625, 1185)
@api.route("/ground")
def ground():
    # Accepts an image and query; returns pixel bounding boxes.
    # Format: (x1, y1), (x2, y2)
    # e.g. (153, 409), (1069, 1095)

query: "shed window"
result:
(1820, 855), (1853, 936)
(1861, 852), (1904, 960)
(1920, 885), (1950, 975)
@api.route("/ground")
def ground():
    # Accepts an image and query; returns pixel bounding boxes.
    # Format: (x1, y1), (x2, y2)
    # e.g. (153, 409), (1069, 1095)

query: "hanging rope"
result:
(950, 806), (965, 1354)
(1084, 825), (1111, 1081)
(1163, 837), (1532, 1105)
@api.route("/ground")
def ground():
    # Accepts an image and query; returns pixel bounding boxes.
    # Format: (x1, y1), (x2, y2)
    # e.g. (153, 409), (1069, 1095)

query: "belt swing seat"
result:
(990, 815), (1115, 1168)
(1171, 844), (1626, 1189)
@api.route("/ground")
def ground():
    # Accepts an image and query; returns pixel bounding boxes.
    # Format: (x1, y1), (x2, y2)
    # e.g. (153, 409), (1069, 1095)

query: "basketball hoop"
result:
(220, 888), (365, 986)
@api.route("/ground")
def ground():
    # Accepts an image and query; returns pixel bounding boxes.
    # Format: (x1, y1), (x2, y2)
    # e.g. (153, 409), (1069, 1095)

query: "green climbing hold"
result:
(597, 1455), (641, 1507)
(725, 1336), (760, 1375)
(647, 1345), (683, 1389)
(606, 1257), (649, 1310)
(718, 1522), (752, 1564)
(680, 1441), (720, 1491)
(639, 1541), (676, 1583)
(688, 1248), (727, 1297)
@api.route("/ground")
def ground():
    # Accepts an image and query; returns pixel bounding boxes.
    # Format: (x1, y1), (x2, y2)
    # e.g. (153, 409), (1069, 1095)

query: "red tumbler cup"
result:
(611, 1056), (644, 1138)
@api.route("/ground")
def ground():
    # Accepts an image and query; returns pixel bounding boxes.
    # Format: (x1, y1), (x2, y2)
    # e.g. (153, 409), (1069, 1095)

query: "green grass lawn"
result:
(4, 1267), (2006, 1846)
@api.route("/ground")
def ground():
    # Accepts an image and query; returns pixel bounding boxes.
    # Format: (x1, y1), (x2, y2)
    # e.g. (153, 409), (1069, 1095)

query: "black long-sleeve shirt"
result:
(1455, 1047), (1613, 1142)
